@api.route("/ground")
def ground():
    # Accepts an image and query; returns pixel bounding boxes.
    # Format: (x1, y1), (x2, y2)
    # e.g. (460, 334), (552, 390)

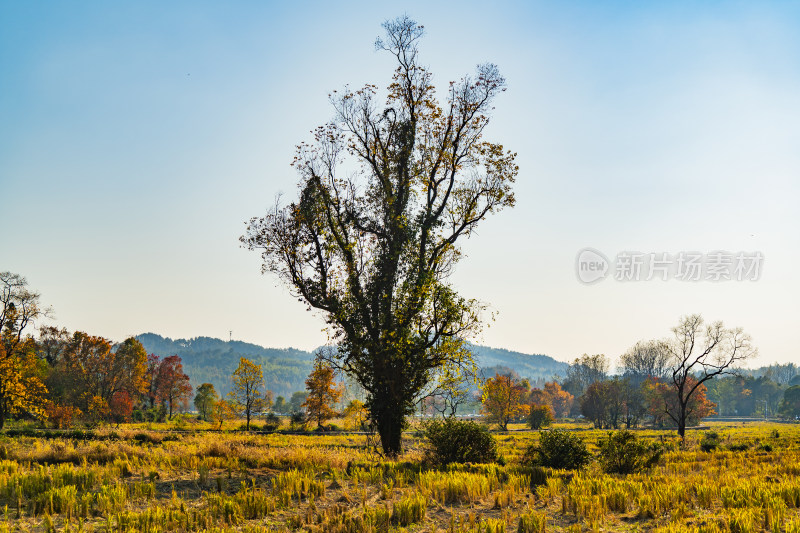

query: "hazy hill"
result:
(136, 333), (567, 399)
(136, 333), (313, 399)
(469, 344), (568, 382)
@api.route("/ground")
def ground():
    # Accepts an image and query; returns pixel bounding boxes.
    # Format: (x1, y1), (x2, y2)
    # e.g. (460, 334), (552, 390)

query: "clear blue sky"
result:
(2, 1), (799, 367)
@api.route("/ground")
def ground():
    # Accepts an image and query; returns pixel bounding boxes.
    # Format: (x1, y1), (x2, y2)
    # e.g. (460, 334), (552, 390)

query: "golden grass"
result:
(0, 421), (797, 531)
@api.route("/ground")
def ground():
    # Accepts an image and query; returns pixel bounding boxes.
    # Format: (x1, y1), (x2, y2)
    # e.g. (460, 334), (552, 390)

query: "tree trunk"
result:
(677, 400), (687, 439)
(377, 409), (404, 457)
(374, 398), (405, 457)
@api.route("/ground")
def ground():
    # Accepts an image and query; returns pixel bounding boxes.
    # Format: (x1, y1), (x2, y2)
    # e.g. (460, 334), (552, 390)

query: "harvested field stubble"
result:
(0, 422), (797, 531)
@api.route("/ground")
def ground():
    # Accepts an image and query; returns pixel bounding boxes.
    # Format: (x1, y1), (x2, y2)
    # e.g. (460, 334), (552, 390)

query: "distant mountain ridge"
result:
(469, 344), (568, 382)
(136, 333), (567, 399)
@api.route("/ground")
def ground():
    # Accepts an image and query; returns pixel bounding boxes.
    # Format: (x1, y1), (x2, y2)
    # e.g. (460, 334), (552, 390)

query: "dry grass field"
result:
(0, 421), (798, 532)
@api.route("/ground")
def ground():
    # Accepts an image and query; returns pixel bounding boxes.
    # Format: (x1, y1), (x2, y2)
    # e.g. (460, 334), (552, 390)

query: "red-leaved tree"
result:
(109, 390), (134, 425)
(644, 376), (716, 429)
(148, 354), (192, 419)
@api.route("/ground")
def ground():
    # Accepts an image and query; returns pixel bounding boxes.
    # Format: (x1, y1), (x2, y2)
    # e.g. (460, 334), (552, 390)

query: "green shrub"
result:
(422, 418), (498, 465)
(700, 431), (721, 452)
(598, 430), (663, 474)
(144, 406), (166, 423)
(528, 404), (554, 430)
(289, 412), (306, 430)
(312, 423), (342, 432)
(263, 413), (280, 431)
(524, 429), (591, 470)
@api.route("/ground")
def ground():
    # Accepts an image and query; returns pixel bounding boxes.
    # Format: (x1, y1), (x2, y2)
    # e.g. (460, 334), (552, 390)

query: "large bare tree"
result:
(665, 314), (756, 438)
(1, 272), (51, 354)
(241, 17), (517, 455)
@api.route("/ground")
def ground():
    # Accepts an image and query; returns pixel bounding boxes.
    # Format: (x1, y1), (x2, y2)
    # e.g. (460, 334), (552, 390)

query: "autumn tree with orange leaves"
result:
(481, 373), (528, 430)
(0, 339), (46, 428)
(528, 381), (574, 419)
(303, 356), (344, 428)
(0, 272), (49, 428)
(60, 333), (149, 416)
(150, 355), (192, 419)
(644, 376), (716, 429)
(545, 381), (574, 418)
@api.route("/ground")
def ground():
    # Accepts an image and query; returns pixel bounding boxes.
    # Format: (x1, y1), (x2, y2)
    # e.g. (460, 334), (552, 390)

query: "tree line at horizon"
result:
(454, 334), (800, 435)
(0, 270), (367, 430)
(479, 354), (800, 432)
(3, 270), (800, 432)
(426, 321), (800, 436)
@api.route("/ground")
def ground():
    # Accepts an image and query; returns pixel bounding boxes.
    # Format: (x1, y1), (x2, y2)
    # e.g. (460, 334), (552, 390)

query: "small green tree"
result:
(779, 385), (800, 418)
(229, 357), (272, 430)
(274, 396), (287, 414)
(289, 391), (308, 414)
(528, 404), (554, 430)
(194, 383), (218, 422)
